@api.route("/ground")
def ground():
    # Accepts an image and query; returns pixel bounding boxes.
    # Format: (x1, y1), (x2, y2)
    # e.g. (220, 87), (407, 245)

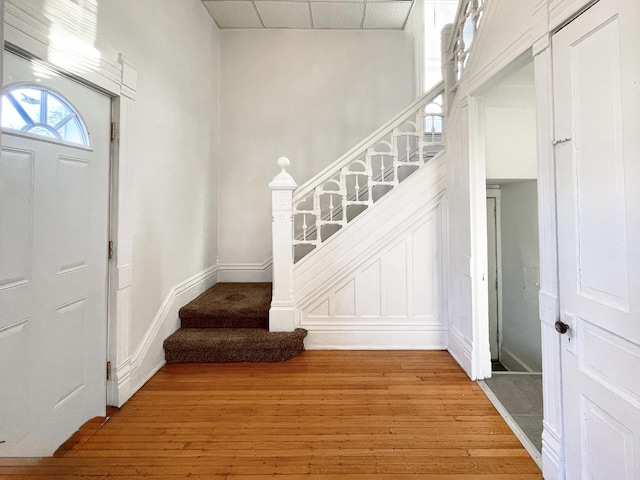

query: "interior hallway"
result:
(0, 351), (541, 479)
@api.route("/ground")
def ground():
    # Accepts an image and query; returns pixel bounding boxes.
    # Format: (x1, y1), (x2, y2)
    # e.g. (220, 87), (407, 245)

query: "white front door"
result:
(0, 52), (111, 456)
(553, 1), (640, 478)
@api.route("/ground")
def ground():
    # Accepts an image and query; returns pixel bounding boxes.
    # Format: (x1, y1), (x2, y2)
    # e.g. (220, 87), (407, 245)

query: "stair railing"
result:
(447, 0), (485, 87)
(268, 82), (445, 332)
(292, 81), (445, 263)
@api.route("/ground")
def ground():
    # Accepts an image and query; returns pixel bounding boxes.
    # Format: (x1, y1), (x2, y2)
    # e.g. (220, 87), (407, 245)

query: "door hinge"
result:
(552, 137), (571, 145)
(110, 122), (116, 141)
(108, 240), (114, 259)
(106, 361), (112, 381)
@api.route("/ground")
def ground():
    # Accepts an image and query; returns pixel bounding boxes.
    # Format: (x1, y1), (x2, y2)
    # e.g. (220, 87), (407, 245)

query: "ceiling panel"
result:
(203, 0), (415, 30)
(363, 1), (412, 29)
(255, 1), (312, 28)
(311, 2), (365, 29)
(203, 1), (263, 28)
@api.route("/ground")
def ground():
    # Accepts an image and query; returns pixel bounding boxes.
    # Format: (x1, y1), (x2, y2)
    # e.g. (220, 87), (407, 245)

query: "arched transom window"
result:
(1, 86), (90, 146)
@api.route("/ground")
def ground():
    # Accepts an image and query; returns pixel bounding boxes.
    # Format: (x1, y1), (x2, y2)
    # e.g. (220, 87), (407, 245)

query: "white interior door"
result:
(0, 52), (111, 456)
(486, 196), (499, 361)
(553, 1), (640, 478)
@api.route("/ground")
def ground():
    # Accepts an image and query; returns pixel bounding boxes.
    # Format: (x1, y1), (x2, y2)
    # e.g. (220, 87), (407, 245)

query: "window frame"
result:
(1, 83), (92, 150)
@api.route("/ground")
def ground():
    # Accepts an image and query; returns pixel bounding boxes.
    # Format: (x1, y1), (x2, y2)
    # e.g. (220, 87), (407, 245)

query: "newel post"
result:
(269, 157), (297, 332)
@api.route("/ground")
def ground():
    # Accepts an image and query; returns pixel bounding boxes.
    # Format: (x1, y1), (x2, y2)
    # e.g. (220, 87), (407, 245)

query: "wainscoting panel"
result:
(294, 154), (447, 349)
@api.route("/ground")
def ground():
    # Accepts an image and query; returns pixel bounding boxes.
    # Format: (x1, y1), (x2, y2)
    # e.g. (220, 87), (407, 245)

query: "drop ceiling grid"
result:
(203, 0), (415, 30)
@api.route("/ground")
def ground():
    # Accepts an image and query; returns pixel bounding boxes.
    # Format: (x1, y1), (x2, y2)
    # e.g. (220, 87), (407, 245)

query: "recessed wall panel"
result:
(412, 218), (435, 317)
(334, 280), (355, 317)
(356, 260), (381, 317)
(386, 239), (408, 317)
(0, 149), (34, 289)
(56, 156), (91, 274)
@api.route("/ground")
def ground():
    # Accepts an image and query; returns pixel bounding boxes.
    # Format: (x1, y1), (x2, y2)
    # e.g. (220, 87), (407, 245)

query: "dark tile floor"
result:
(484, 372), (543, 452)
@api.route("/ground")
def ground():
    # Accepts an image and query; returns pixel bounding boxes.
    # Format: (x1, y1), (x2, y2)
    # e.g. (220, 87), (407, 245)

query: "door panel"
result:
(553, 0), (640, 478)
(0, 52), (111, 456)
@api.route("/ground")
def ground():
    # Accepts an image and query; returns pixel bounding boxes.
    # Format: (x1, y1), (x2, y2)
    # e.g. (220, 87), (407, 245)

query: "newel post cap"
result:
(269, 156), (297, 190)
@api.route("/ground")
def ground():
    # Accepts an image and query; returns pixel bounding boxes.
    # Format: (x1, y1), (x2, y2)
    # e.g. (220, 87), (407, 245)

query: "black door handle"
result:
(555, 320), (570, 334)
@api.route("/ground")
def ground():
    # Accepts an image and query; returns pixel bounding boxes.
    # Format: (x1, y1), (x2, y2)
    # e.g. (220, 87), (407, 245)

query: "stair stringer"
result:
(293, 152), (448, 349)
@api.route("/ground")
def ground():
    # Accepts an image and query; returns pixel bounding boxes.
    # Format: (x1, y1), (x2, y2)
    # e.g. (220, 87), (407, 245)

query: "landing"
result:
(179, 282), (271, 329)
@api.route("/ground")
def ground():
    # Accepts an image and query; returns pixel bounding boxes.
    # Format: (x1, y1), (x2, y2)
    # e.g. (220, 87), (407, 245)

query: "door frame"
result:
(466, 47), (564, 476)
(3, 3), (138, 408)
(485, 187), (503, 363)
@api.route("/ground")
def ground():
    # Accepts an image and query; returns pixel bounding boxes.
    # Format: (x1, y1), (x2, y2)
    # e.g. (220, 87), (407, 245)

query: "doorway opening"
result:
(473, 59), (543, 463)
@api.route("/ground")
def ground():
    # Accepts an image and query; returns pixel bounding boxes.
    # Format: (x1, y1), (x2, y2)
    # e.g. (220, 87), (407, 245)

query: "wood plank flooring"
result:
(0, 351), (542, 479)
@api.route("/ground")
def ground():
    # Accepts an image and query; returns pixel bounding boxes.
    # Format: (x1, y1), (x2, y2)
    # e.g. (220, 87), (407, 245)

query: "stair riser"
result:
(179, 316), (268, 329)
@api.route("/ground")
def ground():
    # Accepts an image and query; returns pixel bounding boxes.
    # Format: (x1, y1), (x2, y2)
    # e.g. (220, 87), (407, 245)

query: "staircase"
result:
(163, 282), (307, 363)
(267, 81), (449, 348)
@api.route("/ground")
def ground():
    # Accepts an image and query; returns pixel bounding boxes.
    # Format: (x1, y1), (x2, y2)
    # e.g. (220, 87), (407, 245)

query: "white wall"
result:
(485, 64), (537, 181)
(405, 0), (459, 97)
(218, 29), (415, 267)
(4, 0), (221, 406)
(499, 180), (541, 371)
(93, 1), (221, 350)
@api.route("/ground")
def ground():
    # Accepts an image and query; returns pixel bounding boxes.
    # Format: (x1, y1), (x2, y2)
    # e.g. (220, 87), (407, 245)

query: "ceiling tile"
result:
(204, 1), (263, 28)
(363, 1), (412, 29)
(255, 1), (312, 28)
(311, 2), (364, 29)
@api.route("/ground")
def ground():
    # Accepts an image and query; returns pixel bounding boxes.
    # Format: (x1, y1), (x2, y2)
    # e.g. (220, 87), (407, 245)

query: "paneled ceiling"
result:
(202, 0), (415, 29)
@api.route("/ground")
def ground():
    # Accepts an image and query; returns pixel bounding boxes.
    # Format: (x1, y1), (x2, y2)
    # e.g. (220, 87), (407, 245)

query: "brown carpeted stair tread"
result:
(163, 328), (307, 363)
(179, 282), (271, 329)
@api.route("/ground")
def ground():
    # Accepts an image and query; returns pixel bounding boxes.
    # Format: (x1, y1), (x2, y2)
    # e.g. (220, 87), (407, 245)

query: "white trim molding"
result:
(3, 0), (140, 408)
(448, 325), (474, 379)
(218, 258), (273, 282)
(111, 265), (219, 407)
(295, 154), (448, 350)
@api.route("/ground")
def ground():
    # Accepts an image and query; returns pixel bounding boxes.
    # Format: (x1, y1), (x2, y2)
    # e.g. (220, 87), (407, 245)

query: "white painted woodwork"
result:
(0, 52), (111, 456)
(292, 82), (444, 262)
(269, 157), (297, 332)
(5, 0), (222, 409)
(442, 0), (563, 475)
(294, 152), (447, 349)
(448, 0), (486, 83)
(486, 196), (499, 361)
(553, 1), (640, 477)
(533, 38), (565, 480)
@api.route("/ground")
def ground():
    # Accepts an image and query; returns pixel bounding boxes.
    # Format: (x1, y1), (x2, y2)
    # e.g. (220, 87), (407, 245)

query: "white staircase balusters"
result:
(287, 82), (444, 262)
(448, 0), (485, 84)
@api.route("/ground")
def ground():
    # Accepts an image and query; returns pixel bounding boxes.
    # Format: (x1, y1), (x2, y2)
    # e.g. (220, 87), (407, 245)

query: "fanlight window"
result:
(1, 86), (89, 146)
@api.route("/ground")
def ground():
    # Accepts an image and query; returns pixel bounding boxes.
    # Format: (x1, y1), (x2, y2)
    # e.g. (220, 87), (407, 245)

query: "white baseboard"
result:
(500, 346), (535, 373)
(542, 422), (564, 480)
(448, 325), (474, 379)
(304, 330), (448, 350)
(218, 259), (272, 282)
(111, 265), (219, 407)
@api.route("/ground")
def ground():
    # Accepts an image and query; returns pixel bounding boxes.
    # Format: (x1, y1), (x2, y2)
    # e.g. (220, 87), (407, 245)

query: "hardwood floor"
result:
(0, 351), (542, 479)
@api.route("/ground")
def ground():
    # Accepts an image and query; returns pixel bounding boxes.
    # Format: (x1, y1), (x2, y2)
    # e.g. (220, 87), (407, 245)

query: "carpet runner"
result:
(163, 282), (306, 363)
